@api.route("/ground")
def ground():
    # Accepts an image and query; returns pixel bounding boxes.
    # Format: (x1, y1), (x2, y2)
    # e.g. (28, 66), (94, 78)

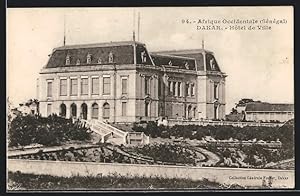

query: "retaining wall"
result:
(7, 159), (294, 188)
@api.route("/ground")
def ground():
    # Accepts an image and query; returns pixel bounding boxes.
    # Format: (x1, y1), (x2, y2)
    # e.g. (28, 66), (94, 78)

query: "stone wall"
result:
(8, 159), (294, 188)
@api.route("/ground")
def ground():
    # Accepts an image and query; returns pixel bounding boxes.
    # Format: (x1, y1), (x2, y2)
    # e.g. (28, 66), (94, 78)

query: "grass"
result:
(7, 171), (238, 190)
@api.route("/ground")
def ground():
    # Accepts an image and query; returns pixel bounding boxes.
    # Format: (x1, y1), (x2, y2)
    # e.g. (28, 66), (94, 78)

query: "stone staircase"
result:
(80, 119), (149, 145)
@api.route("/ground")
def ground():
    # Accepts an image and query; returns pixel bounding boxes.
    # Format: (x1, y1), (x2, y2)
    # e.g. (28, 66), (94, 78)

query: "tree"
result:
(230, 108), (238, 114)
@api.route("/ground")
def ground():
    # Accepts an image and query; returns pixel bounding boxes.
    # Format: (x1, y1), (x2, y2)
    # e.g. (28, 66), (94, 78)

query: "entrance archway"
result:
(103, 102), (110, 120)
(188, 105), (192, 119)
(81, 103), (88, 120)
(59, 103), (66, 117)
(70, 103), (77, 118)
(92, 103), (99, 119)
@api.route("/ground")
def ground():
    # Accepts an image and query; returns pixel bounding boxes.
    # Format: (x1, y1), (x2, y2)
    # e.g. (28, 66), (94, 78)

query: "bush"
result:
(133, 122), (294, 159)
(9, 114), (91, 147)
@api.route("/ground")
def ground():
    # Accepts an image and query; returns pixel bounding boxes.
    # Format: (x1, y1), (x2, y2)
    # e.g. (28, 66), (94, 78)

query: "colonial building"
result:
(37, 41), (226, 123)
(244, 102), (294, 122)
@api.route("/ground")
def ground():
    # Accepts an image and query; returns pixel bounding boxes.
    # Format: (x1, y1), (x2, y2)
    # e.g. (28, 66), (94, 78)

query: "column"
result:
(170, 81), (173, 95)
(88, 76), (92, 97)
(67, 78), (70, 97)
(99, 101), (102, 120)
(78, 77), (81, 98)
(87, 103), (92, 120)
(77, 103), (81, 119)
(56, 78), (60, 98)
(66, 103), (70, 119)
(99, 75), (102, 96)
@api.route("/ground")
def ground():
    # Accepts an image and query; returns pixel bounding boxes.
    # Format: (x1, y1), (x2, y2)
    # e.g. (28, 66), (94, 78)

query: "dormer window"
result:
(65, 54), (70, 65)
(168, 60), (172, 66)
(210, 58), (216, 70)
(108, 51), (114, 63)
(76, 59), (80, 65)
(97, 57), (102, 64)
(184, 62), (189, 69)
(87, 53), (92, 64)
(141, 50), (147, 63)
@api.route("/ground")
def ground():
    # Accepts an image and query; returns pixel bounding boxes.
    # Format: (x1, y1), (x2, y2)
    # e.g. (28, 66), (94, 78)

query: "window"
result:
(103, 103), (110, 119)
(47, 104), (52, 116)
(65, 54), (70, 65)
(70, 78), (78, 96)
(87, 53), (92, 64)
(141, 51), (147, 63)
(81, 78), (88, 95)
(214, 105), (218, 119)
(122, 78), (128, 94)
(173, 82), (176, 96)
(191, 83), (195, 96)
(81, 103), (88, 120)
(145, 102), (150, 117)
(76, 59), (80, 65)
(47, 81), (52, 97)
(145, 76), (150, 95)
(168, 81), (172, 95)
(122, 102), (127, 116)
(210, 58), (216, 70)
(185, 82), (190, 97)
(60, 79), (67, 96)
(92, 77), (99, 95)
(214, 83), (218, 99)
(108, 51), (114, 63)
(92, 103), (99, 119)
(103, 76), (111, 95)
(178, 82), (182, 97)
(59, 104), (66, 117)
(71, 103), (77, 117)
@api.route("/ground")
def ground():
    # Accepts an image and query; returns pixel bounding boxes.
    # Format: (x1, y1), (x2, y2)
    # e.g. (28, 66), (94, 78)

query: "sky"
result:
(7, 7), (294, 113)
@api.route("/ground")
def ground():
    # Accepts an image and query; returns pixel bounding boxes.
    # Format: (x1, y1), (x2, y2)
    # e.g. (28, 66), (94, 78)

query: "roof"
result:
(54, 41), (144, 51)
(245, 102), (294, 112)
(44, 41), (222, 72)
(150, 53), (196, 70)
(46, 41), (156, 68)
(153, 49), (221, 71)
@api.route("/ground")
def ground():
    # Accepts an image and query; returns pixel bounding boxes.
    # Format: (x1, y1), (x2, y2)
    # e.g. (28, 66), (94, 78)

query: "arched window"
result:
(214, 105), (218, 120)
(103, 103), (110, 119)
(193, 107), (197, 119)
(59, 103), (66, 117)
(70, 103), (77, 118)
(81, 103), (88, 120)
(92, 103), (99, 119)
(87, 53), (92, 64)
(141, 50), (147, 63)
(76, 59), (80, 65)
(108, 51), (114, 63)
(145, 101), (150, 117)
(188, 105), (192, 119)
(66, 54), (70, 65)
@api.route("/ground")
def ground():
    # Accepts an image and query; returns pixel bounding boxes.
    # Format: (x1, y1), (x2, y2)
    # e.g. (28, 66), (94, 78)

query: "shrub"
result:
(8, 114), (91, 147)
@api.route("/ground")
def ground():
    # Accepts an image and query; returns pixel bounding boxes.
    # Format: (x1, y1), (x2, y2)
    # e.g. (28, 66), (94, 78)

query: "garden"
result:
(8, 114), (92, 148)
(7, 112), (294, 169)
(132, 120), (294, 163)
(10, 143), (208, 166)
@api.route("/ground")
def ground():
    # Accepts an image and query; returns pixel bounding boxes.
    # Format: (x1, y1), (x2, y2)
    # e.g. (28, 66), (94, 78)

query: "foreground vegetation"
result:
(9, 114), (91, 147)
(8, 171), (233, 190)
(133, 121), (294, 161)
(11, 143), (207, 166)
